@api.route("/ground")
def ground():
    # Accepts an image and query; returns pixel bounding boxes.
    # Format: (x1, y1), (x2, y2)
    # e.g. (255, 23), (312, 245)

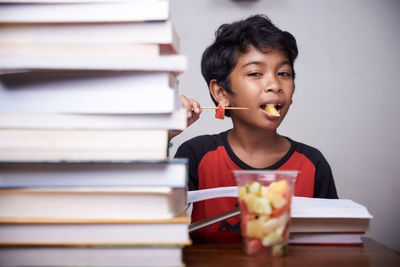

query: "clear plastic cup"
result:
(233, 170), (298, 256)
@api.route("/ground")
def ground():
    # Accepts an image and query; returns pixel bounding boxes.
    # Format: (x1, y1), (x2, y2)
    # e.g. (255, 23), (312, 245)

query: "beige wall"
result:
(169, 0), (400, 251)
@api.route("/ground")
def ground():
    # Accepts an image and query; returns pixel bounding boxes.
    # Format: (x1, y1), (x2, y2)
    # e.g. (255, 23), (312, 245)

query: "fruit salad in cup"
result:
(238, 178), (293, 256)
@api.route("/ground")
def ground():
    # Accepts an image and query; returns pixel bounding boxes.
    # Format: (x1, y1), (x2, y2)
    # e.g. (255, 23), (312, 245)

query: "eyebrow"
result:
(241, 60), (291, 69)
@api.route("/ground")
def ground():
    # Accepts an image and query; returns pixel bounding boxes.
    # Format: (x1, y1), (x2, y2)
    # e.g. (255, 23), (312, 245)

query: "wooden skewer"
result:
(201, 106), (249, 110)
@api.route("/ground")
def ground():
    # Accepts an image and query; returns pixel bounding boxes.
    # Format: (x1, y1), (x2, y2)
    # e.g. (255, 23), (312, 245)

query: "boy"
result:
(174, 15), (338, 243)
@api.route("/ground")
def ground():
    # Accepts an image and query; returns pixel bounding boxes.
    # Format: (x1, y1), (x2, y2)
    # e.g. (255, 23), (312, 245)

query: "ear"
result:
(209, 79), (230, 106)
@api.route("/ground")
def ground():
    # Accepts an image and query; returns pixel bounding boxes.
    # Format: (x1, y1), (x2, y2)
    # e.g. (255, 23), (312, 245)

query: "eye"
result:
(278, 72), (292, 78)
(248, 72), (262, 77)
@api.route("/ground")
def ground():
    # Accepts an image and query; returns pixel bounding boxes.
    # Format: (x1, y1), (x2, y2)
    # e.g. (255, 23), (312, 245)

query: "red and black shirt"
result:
(175, 130), (338, 243)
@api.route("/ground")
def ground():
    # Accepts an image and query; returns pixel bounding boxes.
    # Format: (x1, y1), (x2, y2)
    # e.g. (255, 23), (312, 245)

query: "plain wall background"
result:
(169, 0), (400, 251)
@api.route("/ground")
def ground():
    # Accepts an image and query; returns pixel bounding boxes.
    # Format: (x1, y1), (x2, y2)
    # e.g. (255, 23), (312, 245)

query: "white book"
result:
(0, 0), (161, 3)
(291, 197), (373, 219)
(0, 245), (184, 267)
(0, 109), (187, 130)
(0, 215), (191, 245)
(0, 20), (179, 53)
(0, 43), (161, 59)
(0, 159), (188, 188)
(0, 54), (187, 73)
(0, 1), (170, 23)
(187, 186), (238, 203)
(0, 129), (169, 161)
(289, 232), (363, 245)
(0, 186), (186, 220)
(290, 197), (373, 233)
(0, 71), (181, 114)
(186, 187), (373, 234)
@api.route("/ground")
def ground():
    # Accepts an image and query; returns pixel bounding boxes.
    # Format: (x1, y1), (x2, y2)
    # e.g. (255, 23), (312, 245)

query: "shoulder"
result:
(288, 138), (338, 199)
(289, 138), (328, 166)
(174, 131), (228, 191)
(174, 131), (225, 160)
(180, 133), (222, 148)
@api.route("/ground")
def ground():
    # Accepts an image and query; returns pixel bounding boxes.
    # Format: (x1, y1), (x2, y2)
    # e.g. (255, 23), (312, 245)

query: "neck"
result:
(228, 127), (283, 152)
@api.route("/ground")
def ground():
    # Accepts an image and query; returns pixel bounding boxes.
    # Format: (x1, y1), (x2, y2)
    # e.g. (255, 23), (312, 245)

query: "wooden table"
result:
(183, 238), (400, 267)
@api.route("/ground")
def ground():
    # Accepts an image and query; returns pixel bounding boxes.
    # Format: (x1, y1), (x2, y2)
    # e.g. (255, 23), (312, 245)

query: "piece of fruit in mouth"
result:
(264, 104), (280, 117)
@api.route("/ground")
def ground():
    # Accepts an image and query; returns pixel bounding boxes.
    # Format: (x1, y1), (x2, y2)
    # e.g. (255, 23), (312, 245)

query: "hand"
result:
(180, 95), (202, 128)
(168, 95), (202, 142)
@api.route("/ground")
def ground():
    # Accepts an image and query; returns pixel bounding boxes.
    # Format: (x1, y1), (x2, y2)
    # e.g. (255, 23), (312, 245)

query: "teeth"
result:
(265, 104), (280, 117)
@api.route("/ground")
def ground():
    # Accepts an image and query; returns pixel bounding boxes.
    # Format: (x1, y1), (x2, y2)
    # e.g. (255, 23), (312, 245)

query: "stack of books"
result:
(289, 197), (373, 245)
(0, 0), (190, 266)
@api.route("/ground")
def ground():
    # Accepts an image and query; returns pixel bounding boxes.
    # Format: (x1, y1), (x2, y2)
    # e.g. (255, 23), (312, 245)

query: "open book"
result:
(187, 186), (373, 244)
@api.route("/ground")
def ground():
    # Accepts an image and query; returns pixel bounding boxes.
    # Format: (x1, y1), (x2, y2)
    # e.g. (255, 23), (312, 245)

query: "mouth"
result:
(260, 103), (282, 117)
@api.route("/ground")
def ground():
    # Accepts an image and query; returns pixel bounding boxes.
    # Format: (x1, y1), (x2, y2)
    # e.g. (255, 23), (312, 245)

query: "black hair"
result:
(201, 14), (298, 115)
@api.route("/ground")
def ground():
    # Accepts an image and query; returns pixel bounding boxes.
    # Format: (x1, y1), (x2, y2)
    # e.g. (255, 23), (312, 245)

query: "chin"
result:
(263, 119), (284, 130)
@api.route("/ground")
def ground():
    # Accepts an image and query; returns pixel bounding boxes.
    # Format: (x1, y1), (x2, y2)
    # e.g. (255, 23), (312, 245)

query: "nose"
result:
(264, 74), (282, 93)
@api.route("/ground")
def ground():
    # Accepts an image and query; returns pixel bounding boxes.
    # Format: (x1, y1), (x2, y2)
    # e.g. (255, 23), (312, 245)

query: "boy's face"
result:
(226, 45), (294, 131)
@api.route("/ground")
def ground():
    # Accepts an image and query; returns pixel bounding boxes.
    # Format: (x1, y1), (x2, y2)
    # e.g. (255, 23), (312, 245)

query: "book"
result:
(0, 108), (187, 130)
(289, 232), (363, 245)
(290, 197), (373, 233)
(0, 129), (169, 161)
(0, 1), (170, 23)
(0, 0), (164, 3)
(0, 71), (181, 114)
(0, 54), (187, 73)
(0, 43), (161, 59)
(0, 186), (186, 220)
(186, 187), (373, 241)
(187, 186), (238, 203)
(0, 215), (191, 245)
(0, 159), (188, 188)
(0, 245), (184, 267)
(0, 20), (180, 54)
(290, 217), (371, 234)
(289, 198), (371, 245)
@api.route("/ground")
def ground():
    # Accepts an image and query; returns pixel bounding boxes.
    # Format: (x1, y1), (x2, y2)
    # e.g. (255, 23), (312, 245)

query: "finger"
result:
(187, 107), (201, 127)
(180, 95), (193, 118)
(180, 95), (190, 110)
(189, 98), (202, 114)
(191, 111), (201, 122)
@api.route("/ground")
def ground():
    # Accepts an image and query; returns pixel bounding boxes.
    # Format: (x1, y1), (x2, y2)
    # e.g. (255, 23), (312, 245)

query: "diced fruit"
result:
(252, 197), (272, 215)
(262, 230), (283, 246)
(271, 204), (289, 218)
(271, 245), (288, 257)
(244, 194), (256, 212)
(246, 216), (267, 238)
(267, 192), (287, 209)
(215, 105), (225, 119)
(261, 186), (269, 197)
(238, 186), (247, 201)
(241, 211), (256, 233)
(245, 238), (263, 255)
(248, 181), (262, 195)
(265, 104), (280, 117)
(263, 212), (289, 233)
(268, 180), (290, 195)
(275, 225), (286, 236)
(239, 178), (292, 256)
